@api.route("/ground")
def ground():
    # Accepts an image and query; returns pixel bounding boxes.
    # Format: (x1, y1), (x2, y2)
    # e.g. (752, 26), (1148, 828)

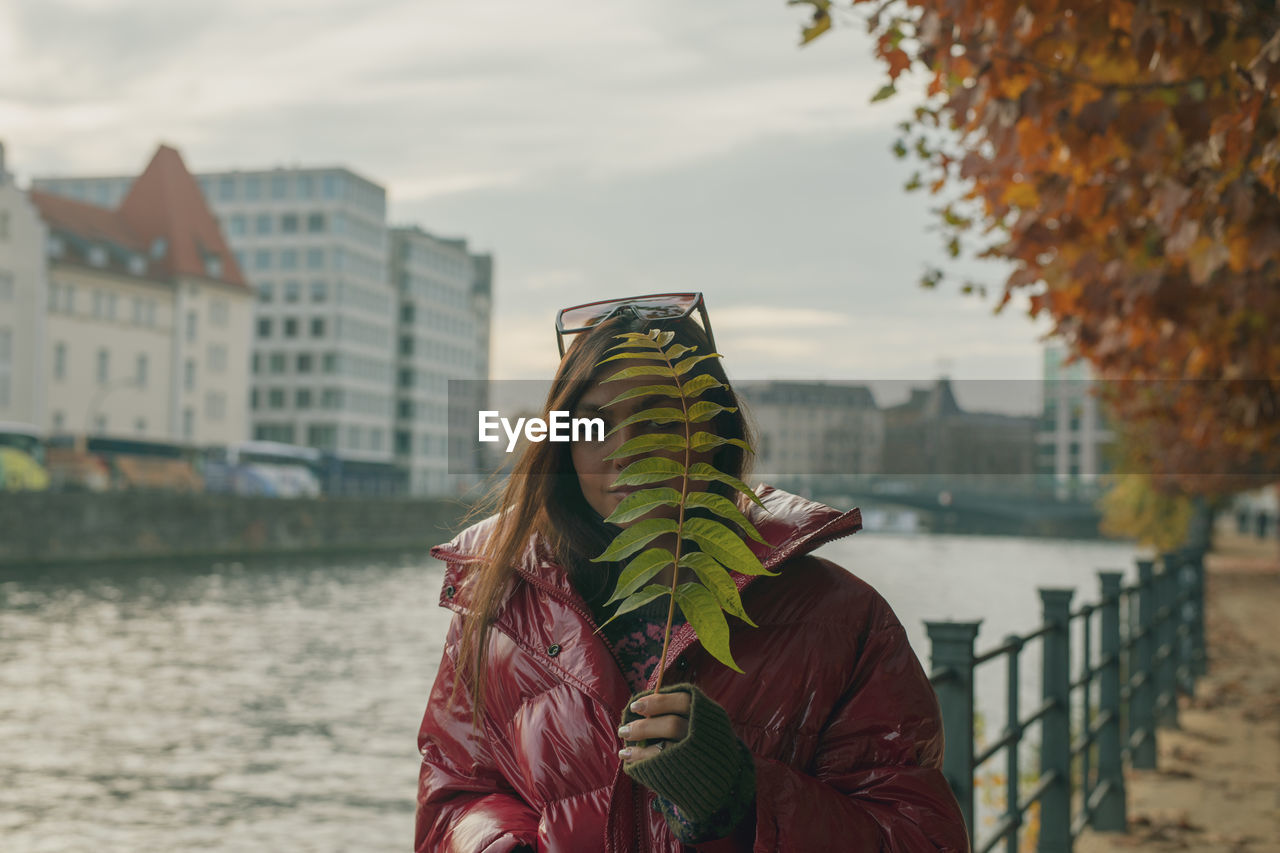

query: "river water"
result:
(0, 532), (1141, 852)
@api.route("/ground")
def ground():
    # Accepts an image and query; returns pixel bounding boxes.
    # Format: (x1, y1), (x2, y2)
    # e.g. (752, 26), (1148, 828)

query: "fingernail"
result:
(617, 724), (631, 738)
(630, 699), (646, 713)
(618, 747), (632, 760)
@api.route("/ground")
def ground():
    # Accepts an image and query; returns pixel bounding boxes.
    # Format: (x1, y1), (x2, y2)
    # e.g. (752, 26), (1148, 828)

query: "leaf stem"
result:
(653, 340), (691, 692)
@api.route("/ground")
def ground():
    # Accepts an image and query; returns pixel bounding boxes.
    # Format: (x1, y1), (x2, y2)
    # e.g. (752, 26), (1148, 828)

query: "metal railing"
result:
(926, 546), (1207, 852)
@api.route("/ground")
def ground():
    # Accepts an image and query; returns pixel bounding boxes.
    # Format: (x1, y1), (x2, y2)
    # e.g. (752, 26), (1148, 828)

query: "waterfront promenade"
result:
(1079, 532), (1280, 853)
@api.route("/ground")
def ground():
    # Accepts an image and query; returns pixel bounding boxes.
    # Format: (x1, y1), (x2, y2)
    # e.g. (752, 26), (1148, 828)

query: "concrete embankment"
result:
(0, 492), (474, 569)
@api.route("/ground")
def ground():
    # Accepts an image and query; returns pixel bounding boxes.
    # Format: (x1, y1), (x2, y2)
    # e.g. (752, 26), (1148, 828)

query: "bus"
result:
(200, 441), (323, 498)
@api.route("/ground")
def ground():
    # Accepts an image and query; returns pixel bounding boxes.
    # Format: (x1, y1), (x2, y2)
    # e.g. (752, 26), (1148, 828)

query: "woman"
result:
(416, 294), (969, 852)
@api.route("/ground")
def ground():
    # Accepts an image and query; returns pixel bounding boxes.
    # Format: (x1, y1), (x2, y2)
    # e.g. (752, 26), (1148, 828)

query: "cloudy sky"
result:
(0, 0), (1055, 411)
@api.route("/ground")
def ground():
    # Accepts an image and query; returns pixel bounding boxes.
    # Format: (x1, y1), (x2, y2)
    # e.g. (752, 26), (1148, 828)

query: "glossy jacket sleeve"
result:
(415, 616), (539, 853)
(744, 610), (971, 852)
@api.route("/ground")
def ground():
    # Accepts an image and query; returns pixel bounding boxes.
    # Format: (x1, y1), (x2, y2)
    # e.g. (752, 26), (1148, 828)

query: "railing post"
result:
(1171, 549), (1197, 695)
(1156, 553), (1180, 728)
(1130, 559), (1157, 769)
(1038, 588), (1074, 853)
(1094, 572), (1127, 831)
(1189, 546), (1207, 679)
(927, 620), (981, 844)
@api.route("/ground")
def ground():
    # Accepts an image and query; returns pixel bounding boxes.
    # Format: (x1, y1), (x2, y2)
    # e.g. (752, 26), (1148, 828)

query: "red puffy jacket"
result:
(416, 487), (970, 852)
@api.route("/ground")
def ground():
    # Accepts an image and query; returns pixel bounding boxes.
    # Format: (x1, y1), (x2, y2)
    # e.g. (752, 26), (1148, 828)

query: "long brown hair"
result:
(455, 311), (752, 719)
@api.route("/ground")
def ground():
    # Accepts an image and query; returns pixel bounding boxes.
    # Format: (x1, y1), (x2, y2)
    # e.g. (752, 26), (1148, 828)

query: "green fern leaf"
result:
(685, 491), (767, 544)
(689, 432), (751, 454)
(612, 457), (686, 487)
(607, 548), (675, 603)
(674, 583), (742, 673)
(679, 552), (756, 627)
(593, 518), (679, 562)
(605, 487), (682, 525)
(686, 401), (736, 423)
(687, 463), (767, 510)
(603, 433), (684, 461)
(682, 517), (774, 576)
(606, 407), (686, 435)
(597, 584), (670, 630)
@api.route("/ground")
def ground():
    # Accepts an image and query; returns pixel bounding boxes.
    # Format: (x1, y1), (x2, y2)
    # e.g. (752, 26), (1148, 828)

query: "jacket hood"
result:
(430, 485), (862, 601)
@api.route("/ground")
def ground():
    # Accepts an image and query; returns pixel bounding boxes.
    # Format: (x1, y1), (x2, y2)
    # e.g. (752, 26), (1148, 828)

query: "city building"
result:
(737, 380), (883, 494)
(882, 377), (1037, 489)
(30, 145), (253, 443)
(390, 226), (492, 496)
(1036, 343), (1115, 498)
(0, 142), (49, 427)
(37, 157), (494, 495)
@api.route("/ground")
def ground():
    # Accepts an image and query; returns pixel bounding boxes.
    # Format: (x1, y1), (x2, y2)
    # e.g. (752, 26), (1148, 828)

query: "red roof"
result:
(29, 189), (145, 252)
(31, 144), (248, 291)
(118, 145), (248, 290)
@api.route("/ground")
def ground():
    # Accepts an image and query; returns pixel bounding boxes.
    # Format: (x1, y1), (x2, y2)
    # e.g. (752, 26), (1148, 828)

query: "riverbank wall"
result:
(0, 492), (474, 569)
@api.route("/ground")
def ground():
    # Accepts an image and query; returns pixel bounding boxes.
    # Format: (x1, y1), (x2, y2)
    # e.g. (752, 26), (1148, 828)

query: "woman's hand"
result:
(617, 691), (691, 763)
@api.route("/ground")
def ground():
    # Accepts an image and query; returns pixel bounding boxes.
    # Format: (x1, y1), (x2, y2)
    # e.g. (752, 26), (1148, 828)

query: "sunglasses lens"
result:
(559, 294), (698, 331)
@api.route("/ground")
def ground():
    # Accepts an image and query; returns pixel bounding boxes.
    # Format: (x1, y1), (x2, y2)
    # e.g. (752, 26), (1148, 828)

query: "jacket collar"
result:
(430, 485), (863, 607)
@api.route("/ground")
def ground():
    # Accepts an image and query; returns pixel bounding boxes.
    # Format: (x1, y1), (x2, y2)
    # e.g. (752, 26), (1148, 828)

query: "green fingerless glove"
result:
(620, 683), (756, 828)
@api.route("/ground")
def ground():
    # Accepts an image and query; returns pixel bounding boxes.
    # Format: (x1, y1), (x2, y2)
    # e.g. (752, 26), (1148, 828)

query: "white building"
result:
(390, 227), (492, 495)
(30, 145), (254, 443)
(0, 142), (49, 427)
(1037, 343), (1114, 499)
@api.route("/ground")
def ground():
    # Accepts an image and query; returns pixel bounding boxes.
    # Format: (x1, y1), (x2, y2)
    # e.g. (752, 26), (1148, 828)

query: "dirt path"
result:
(1078, 532), (1280, 853)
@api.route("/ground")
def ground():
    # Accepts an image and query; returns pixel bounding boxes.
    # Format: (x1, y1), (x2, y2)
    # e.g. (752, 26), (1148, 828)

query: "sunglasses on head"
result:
(554, 292), (715, 358)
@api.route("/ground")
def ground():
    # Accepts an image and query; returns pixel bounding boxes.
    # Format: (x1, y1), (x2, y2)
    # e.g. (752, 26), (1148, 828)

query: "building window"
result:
(258, 281), (274, 303)
(251, 353), (261, 374)
(284, 318), (298, 338)
(322, 352), (337, 373)
(136, 353), (148, 387)
(271, 175), (287, 199)
(208, 344), (227, 373)
(307, 213), (325, 233)
(184, 359), (196, 391)
(245, 176), (261, 200)
(297, 353), (313, 373)
(186, 311), (197, 342)
(96, 349), (109, 384)
(210, 299), (229, 327)
(306, 248), (325, 269)
(135, 417), (147, 434)
(229, 214), (247, 236)
(284, 280), (301, 303)
(310, 318), (326, 338)
(53, 411), (65, 430)
(269, 353), (286, 373)
(322, 174), (340, 199)
(310, 280), (328, 302)
(255, 249), (272, 270)
(251, 388), (260, 410)
(296, 388), (312, 409)
(206, 391), (226, 421)
(297, 174), (314, 199)
(280, 249), (298, 269)
(255, 213), (273, 235)
(257, 318), (272, 338)
(217, 176), (235, 201)
(88, 245), (108, 267)
(307, 423), (337, 449)
(281, 213), (299, 234)
(54, 342), (67, 380)
(183, 407), (194, 439)
(268, 388), (286, 409)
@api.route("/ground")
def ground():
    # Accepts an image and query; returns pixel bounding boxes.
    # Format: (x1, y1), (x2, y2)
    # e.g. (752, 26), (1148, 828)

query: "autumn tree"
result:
(796, 0), (1280, 494)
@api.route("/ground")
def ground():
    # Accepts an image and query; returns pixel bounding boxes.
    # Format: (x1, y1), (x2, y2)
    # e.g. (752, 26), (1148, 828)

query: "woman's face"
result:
(570, 365), (711, 524)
